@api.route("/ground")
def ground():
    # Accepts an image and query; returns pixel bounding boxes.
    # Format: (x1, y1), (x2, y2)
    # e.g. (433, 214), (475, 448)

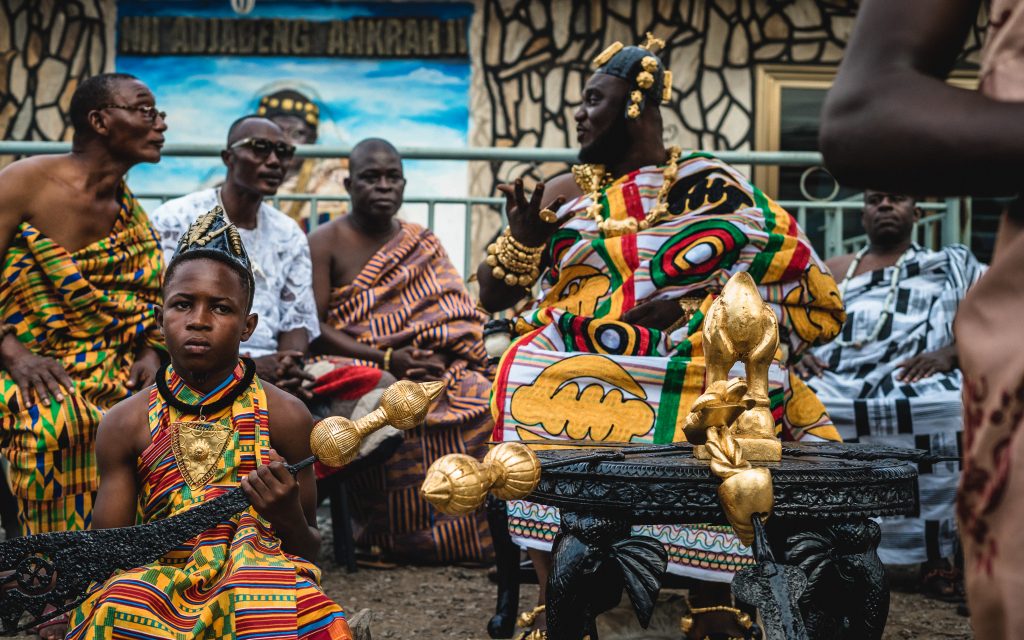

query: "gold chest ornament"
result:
(170, 416), (234, 489)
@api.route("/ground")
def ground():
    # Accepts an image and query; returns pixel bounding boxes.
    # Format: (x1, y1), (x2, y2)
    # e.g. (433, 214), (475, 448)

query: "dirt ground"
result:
(318, 530), (974, 639)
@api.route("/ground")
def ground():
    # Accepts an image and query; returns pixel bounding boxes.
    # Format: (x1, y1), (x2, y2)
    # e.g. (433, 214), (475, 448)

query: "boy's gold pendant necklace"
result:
(156, 358), (257, 490)
(170, 412), (234, 490)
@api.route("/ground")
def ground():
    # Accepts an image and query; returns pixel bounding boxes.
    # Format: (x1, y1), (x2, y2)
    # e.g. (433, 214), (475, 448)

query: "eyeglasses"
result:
(229, 137), (296, 161)
(100, 104), (166, 122)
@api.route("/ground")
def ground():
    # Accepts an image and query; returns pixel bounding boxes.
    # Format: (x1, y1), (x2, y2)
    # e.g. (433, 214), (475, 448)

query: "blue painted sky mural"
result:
(116, 1), (473, 268)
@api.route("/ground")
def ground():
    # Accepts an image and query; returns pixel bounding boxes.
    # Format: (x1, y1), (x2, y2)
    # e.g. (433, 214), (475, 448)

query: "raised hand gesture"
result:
(497, 178), (567, 248)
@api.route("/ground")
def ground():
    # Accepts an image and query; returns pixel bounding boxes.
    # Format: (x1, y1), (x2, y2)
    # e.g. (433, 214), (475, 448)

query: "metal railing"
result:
(0, 142), (967, 275)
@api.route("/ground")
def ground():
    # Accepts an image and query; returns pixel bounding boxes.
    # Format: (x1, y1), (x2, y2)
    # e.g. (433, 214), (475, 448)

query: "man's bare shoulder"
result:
(96, 391), (152, 457)
(825, 253), (855, 279)
(262, 381), (314, 432)
(308, 216), (353, 250)
(0, 155), (71, 200)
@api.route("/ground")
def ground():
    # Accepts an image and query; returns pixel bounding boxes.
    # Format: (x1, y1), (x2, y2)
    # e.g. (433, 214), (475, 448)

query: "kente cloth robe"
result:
(493, 153), (845, 581)
(0, 185), (163, 534)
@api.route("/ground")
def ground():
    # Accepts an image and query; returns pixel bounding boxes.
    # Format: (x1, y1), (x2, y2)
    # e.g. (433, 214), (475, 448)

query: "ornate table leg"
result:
(786, 519), (889, 640)
(546, 511), (667, 640)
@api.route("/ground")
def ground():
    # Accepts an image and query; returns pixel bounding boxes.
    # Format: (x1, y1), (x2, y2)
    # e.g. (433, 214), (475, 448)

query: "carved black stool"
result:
(513, 442), (918, 640)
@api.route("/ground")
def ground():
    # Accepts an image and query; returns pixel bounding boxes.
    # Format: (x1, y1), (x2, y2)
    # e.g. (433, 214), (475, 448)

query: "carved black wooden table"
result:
(528, 442), (919, 640)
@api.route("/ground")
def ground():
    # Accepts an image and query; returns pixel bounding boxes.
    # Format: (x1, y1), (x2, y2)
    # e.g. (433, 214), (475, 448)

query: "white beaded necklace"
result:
(834, 245), (911, 349)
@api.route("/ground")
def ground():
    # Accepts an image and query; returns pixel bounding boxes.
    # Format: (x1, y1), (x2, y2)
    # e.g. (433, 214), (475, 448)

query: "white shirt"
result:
(151, 188), (320, 358)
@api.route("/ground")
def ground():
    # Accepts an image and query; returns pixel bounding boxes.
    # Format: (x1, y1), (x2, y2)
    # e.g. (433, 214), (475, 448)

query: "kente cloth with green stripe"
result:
(0, 184), (164, 534)
(493, 153), (846, 582)
(68, 362), (352, 639)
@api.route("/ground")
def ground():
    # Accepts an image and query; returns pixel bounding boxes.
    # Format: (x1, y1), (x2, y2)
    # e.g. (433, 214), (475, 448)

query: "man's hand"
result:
(498, 179), (568, 248)
(389, 346), (446, 381)
(241, 449), (304, 531)
(792, 354), (829, 380)
(622, 299), (685, 330)
(252, 351), (314, 400)
(896, 347), (957, 382)
(0, 336), (72, 407)
(125, 346), (161, 391)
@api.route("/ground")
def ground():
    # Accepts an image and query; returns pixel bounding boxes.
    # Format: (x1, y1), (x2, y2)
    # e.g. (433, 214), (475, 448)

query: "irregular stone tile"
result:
(35, 58), (67, 105)
(785, 2), (823, 29)
(705, 9), (728, 68)
(8, 54), (27, 98)
(36, 104), (64, 139)
(11, 96), (33, 139)
(729, 22), (751, 66)
(48, 10), (65, 54)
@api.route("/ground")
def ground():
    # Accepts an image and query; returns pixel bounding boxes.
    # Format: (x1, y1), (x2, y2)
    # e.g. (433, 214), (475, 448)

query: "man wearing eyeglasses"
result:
(0, 72), (166, 541)
(151, 116), (319, 401)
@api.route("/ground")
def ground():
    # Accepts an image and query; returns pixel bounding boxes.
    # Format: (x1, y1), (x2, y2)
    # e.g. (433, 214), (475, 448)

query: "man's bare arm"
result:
(250, 383), (322, 561)
(307, 227), (388, 363)
(91, 395), (148, 529)
(820, 0), (1024, 195)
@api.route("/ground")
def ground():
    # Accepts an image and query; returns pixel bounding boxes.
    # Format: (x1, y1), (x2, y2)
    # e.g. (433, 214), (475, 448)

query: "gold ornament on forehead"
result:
(592, 41), (624, 68)
(170, 419), (234, 489)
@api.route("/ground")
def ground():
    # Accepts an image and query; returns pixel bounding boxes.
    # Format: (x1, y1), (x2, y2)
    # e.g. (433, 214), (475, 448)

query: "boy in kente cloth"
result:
(66, 207), (352, 639)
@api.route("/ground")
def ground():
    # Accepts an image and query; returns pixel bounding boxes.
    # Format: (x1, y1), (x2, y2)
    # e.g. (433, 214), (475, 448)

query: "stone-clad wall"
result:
(465, 0), (986, 254)
(0, 0), (115, 162)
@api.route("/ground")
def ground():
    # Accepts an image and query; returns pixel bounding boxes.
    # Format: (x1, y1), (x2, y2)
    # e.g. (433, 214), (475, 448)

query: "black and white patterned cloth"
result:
(808, 243), (986, 565)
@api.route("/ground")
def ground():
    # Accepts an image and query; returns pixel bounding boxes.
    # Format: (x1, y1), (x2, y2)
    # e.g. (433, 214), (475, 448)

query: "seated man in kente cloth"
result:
(68, 209), (352, 639)
(0, 73), (165, 538)
(308, 138), (493, 564)
(478, 36), (845, 638)
(152, 115), (319, 400)
(794, 190), (985, 598)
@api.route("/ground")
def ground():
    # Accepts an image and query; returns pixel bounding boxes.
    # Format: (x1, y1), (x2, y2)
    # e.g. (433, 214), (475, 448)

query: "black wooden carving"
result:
(0, 457), (314, 634)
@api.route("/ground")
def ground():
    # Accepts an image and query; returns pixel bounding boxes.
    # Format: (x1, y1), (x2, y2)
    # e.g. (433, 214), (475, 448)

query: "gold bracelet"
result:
(382, 347), (394, 372)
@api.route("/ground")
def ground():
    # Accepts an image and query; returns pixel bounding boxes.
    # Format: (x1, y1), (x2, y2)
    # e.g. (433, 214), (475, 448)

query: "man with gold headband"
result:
(258, 88), (348, 231)
(0, 73), (165, 541)
(478, 34), (845, 638)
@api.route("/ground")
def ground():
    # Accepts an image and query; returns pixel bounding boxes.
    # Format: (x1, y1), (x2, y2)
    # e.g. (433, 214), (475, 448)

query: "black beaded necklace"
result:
(155, 357), (257, 416)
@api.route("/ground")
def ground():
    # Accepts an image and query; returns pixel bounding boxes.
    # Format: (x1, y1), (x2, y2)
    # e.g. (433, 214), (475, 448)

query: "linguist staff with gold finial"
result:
(476, 32), (846, 639)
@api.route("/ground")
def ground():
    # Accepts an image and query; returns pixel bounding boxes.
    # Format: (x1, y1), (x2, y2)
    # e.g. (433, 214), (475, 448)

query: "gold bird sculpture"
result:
(690, 271), (781, 461)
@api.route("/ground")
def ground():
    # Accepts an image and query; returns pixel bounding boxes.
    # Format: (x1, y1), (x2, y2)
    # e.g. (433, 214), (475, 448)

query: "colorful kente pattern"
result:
(0, 184), (163, 534)
(68, 364), (351, 639)
(317, 222), (493, 563)
(494, 153), (845, 581)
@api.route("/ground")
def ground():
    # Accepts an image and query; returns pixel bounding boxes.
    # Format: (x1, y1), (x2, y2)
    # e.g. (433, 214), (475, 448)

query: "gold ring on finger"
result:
(539, 208), (558, 224)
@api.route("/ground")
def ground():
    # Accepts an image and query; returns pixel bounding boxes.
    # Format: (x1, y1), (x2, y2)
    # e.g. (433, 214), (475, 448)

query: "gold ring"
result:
(539, 208), (557, 224)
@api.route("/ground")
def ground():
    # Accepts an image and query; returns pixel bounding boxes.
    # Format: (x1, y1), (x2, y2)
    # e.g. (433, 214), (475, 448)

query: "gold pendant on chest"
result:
(170, 420), (234, 489)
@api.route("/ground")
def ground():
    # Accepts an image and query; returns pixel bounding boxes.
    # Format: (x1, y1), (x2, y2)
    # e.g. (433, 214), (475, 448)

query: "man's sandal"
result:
(681, 605), (758, 640)
(515, 605), (547, 640)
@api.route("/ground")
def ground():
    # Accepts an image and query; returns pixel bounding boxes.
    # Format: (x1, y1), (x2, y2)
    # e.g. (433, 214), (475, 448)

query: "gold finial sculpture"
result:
(682, 271), (780, 545)
(420, 442), (541, 516)
(689, 271), (781, 462)
(310, 380), (445, 467)
(704, 425), (774, 546)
